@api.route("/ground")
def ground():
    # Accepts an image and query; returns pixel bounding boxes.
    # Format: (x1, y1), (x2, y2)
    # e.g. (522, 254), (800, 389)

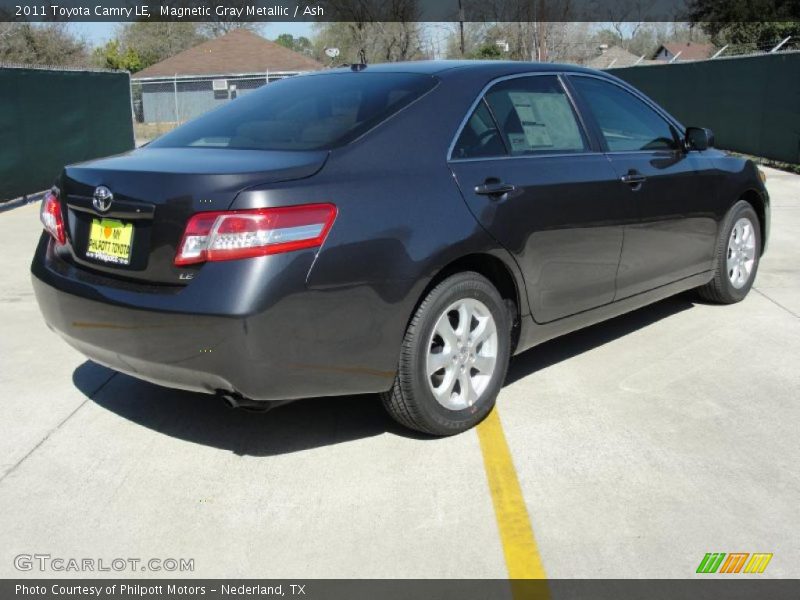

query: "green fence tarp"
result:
(609, 52), (800, 165)
(0, 67), (135, 201)
(2, 56), (797, 202)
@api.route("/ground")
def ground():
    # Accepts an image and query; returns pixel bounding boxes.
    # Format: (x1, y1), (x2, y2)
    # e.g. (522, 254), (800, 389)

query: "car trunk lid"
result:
(59, 147), (328, 285)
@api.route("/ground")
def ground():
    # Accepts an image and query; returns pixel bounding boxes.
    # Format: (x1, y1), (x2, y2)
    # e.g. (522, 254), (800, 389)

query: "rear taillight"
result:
(175, 203), (337, 266)
(40, 190), (66, 246)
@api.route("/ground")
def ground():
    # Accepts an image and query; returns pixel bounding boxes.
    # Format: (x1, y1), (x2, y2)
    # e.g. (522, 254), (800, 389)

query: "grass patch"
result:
(134, 121), (179, 143)
(725, 150), (800, 175)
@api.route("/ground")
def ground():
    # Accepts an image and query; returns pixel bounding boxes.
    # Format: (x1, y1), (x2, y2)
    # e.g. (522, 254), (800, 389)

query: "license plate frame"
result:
(86, 218), (134, 265)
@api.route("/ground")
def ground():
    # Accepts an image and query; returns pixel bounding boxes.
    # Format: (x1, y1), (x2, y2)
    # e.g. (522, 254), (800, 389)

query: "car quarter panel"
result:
(227, 69), (531, 385)
(226, 64), (618, 371)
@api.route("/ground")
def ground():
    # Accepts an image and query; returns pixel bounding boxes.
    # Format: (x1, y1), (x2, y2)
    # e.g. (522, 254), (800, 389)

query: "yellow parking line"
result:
(477, 407), (547, 580)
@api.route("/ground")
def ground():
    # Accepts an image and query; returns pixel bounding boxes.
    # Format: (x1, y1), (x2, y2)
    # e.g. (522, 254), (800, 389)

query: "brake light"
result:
(175, 203), (337, 266)
(40, 190), (66, 245)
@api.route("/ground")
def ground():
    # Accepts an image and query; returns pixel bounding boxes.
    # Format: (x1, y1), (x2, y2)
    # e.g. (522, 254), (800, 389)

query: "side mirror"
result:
(685, 127), (714, 151)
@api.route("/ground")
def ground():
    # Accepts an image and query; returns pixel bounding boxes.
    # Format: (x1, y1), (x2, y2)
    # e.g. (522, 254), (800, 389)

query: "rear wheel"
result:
(697, 200), (761, 304)
(381, 272), (511, 436)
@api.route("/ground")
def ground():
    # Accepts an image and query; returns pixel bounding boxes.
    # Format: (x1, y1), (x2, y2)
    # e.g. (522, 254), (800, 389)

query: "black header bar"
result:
(2, 0), (800, 22)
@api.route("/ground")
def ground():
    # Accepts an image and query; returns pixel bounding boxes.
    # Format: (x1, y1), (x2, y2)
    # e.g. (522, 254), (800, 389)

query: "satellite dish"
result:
(325, 47), (340, 58)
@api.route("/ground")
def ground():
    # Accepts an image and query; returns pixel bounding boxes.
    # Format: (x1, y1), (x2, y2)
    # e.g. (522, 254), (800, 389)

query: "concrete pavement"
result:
(0, 166), (798, 579)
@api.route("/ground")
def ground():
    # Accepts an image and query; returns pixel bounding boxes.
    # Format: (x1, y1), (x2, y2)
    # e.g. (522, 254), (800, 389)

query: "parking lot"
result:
(1, 166), (798, 579)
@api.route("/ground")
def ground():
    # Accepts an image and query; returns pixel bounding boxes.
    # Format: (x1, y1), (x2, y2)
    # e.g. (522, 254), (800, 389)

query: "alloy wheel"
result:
(426, 298), (498, 410)
(726, 217), (757, 289)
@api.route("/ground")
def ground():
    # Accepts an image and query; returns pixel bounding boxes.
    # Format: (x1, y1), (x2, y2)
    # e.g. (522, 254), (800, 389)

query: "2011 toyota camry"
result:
(32, 61), (769, 435)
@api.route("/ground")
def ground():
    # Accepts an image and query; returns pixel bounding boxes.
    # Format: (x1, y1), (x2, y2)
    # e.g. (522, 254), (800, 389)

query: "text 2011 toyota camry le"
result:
(32, 61), (769, 435)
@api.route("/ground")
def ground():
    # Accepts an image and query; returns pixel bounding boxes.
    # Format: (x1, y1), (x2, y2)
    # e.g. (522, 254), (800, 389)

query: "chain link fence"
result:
(130, 72), (307, 144)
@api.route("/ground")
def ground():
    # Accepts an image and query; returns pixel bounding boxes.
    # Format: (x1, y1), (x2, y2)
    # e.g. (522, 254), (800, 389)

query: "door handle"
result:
(620, 170), (647, 189)
(474, 181), (517, 197)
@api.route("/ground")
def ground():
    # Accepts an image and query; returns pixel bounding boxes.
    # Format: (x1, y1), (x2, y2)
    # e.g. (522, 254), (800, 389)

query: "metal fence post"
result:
(711, 45), (728, 59)
(770, 37), (792, 53)
(127, 71), (136, 146)
(173, 74), (179, 124)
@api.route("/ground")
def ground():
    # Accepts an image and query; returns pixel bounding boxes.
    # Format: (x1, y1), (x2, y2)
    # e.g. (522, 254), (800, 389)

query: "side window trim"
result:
(566, 73), (685, 154)
(559, 73), (608, 154)
(480, 97), (511, 155)
(447, 72), (598, 162)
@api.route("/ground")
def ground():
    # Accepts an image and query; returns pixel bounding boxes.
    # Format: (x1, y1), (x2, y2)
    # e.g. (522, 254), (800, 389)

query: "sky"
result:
(70, 21), (315, 46)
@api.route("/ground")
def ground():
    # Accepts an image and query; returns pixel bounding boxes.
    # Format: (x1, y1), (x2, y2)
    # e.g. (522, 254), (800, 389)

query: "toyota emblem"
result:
(92, 186), (113, 212)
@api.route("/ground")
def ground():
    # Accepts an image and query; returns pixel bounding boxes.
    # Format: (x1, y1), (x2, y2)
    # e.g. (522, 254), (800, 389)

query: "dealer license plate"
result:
(86, 218), (133, 265)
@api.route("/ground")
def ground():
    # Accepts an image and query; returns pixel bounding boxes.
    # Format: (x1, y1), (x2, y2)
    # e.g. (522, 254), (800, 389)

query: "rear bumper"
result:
(32, 273), (236, 395)
(31, 234), (403, 400)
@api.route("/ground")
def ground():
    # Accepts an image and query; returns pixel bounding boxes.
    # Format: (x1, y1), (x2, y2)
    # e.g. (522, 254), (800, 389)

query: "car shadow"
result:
(73, 293), (696, 456)
(73, 362), (417, 457)
(506, 292), (696, 385)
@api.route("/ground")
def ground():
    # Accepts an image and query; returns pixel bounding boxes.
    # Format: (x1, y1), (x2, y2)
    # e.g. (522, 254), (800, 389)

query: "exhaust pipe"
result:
(220, 393), (240, 409)
(217, 391), (291, 413)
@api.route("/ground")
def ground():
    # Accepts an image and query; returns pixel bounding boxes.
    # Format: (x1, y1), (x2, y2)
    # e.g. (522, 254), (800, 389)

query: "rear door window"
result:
(484, 76), (588, 156)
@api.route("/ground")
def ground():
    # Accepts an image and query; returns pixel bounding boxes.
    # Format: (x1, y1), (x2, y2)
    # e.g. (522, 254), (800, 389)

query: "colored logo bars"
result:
(697, 553), (773, 574)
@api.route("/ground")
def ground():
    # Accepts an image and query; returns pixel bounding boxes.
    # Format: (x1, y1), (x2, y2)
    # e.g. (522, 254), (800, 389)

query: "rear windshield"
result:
(149, 72), (437, 151)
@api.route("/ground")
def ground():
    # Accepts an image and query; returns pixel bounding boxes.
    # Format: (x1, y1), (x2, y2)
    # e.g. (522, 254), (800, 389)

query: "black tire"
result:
(381, 272), (512, 436)
(697, 200), (761, 304)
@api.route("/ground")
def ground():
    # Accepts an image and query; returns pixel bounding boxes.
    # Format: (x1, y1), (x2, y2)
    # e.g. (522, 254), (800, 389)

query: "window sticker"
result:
(508, 92), (554, 149)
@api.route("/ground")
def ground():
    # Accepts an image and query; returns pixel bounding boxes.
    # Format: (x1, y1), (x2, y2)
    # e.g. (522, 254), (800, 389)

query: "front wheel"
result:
(381, 272), (511, 436)
(698, 200), (761, 304)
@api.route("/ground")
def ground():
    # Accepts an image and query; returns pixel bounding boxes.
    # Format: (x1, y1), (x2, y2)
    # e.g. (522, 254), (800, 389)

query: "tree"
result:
(0, 23), (88, 67)
(688, 0), (800, 48)
(444, 22), (593, 64)
(93, 40), (143, 72)
(114, 22), (207, 71)
(443, 22), (492, 58)
(505, 22), (593, 62)
(468, 43), (503, 59)
(313, 0), (426, 63)
(275, 33), (314, 56)
(91, 22), (264, 74)
(313, 21), (426, 63)
(198, 22), (263, 38)
(457, 0), (578, 62)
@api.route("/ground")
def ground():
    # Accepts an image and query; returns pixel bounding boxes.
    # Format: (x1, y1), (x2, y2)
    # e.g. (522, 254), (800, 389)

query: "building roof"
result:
(655, 42), (716, 61)
(585, 46), (655, 69)
(132, 29), (323, 79)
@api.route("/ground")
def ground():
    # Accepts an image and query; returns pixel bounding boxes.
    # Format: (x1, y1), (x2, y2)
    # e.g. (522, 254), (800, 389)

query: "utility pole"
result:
(458, 0), (465, 57)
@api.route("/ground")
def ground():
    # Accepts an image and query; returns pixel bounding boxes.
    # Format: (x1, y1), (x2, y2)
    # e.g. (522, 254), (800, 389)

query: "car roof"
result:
(323, 60), (603, 78)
